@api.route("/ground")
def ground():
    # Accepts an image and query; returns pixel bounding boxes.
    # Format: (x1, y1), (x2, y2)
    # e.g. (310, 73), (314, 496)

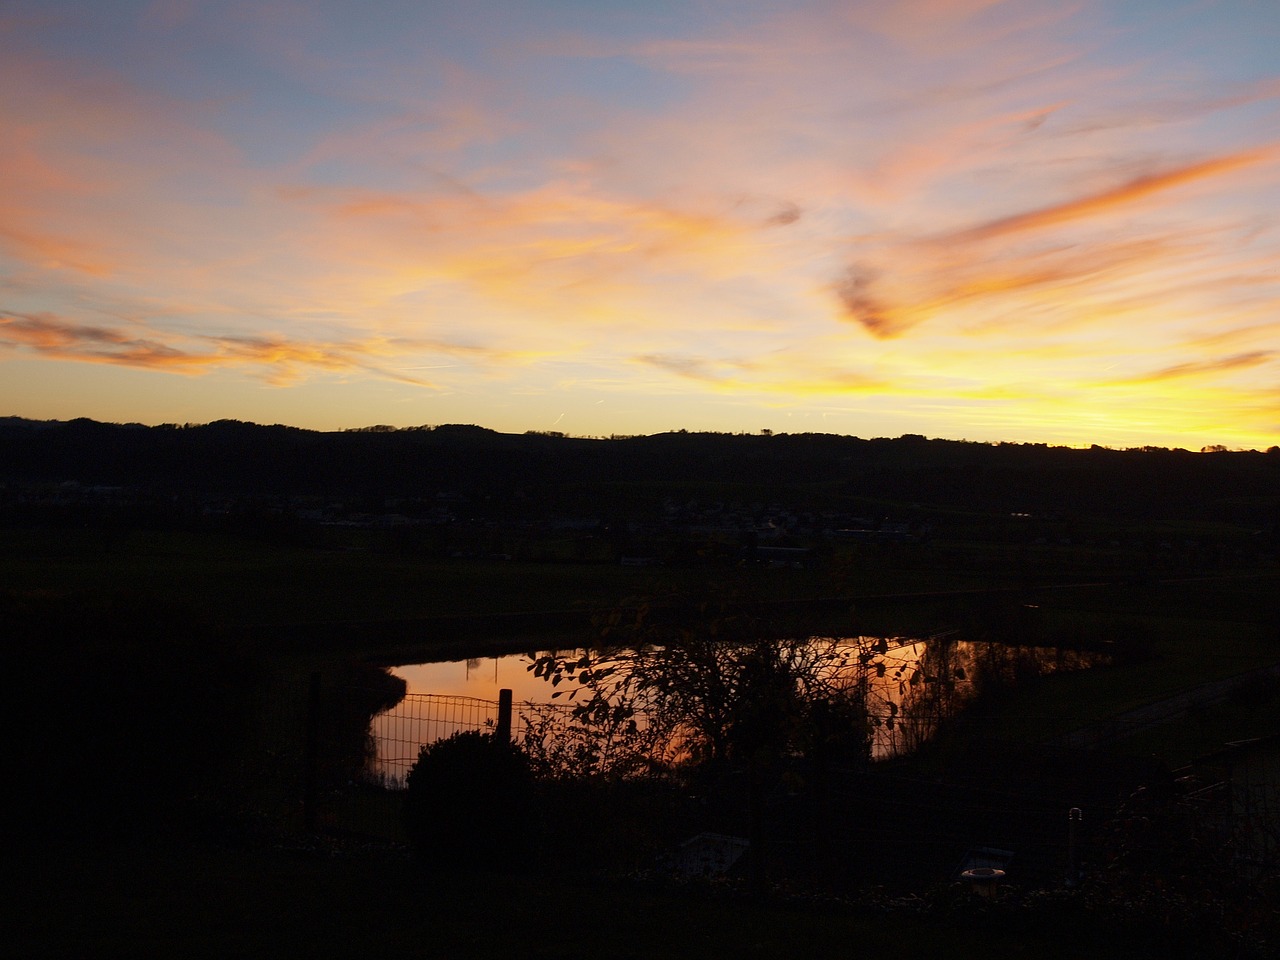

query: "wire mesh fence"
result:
(371, 696), (550, 783)
(364, 689), (1193, 788)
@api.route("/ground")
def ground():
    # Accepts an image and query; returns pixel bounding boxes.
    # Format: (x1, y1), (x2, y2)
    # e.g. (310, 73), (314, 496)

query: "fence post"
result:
(1067, 807), (1083, 886)
(496, 688), (513, 743)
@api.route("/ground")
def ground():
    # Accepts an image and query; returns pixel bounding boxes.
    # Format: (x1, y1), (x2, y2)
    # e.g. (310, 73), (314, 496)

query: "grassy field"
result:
(0, 524), (1041, 647)
(10, 521), (1260, 628)
(2, 526), (657, 624)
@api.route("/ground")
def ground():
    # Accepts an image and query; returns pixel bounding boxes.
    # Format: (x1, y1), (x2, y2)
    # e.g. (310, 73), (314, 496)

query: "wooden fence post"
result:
(496, 688), (513, 743)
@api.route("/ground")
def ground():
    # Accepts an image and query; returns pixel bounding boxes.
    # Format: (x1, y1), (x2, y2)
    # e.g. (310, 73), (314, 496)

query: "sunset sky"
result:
(2, 1), (1277, 448)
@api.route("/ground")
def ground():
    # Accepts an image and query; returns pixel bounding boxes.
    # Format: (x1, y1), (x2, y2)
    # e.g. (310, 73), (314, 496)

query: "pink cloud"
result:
(0, 311), (435, 386)
(935, 148), (1276, 245)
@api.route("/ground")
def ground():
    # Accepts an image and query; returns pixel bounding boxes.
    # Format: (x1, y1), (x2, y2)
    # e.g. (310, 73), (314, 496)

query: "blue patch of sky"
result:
(521, 52), (689, 113)
(1097, 0), (1280, 85)
(4, 2), (371, 169)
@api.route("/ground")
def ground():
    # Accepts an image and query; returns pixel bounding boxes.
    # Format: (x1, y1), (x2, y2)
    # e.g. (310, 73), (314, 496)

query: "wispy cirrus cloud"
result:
(631, 351), (889, 397)
(276, 179), (786, 349)
(0, 311), (436, 386)
(834, 147), (1280, 338)
(933, 148), (1276, 247)
(0, 312), (197, 366)
(635, 353), (735, 383)
(1100, 350), (1276, 386)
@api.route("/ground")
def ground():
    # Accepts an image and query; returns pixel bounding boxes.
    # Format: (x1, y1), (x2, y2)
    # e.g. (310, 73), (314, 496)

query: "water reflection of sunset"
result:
(378, 637), (1108, 778)
(392, 655), (566, 706)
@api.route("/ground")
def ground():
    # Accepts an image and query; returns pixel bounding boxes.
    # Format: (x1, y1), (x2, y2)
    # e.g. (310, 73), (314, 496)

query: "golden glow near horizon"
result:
(1, 1), (1277, 448)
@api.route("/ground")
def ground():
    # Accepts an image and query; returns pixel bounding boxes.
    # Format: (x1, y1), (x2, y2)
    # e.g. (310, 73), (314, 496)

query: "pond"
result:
(371, 634), (1109, 783)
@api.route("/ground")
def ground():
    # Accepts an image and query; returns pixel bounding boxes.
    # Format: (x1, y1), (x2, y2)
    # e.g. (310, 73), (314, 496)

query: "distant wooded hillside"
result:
(1, 417), (1277, 526)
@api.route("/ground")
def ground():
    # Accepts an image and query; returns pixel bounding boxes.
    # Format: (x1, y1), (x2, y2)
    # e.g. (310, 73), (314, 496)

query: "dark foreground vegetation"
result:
(3, 417), (1279, 956)
(10, 834), (1194, 960)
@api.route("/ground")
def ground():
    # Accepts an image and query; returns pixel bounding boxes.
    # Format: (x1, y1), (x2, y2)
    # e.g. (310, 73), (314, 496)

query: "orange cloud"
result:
(0, 311), (435, 386)
(0, 312), (198, 364)
(0, 225), (117, 277)
(935, 149), (1275, 246)
(281, 180), (776, 340)
(835, 146), (1278, 338)
(1101, 351), (1276, 386)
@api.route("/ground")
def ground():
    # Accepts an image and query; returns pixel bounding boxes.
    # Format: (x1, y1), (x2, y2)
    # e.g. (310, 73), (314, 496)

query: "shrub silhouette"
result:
(403, 731), (536, 871)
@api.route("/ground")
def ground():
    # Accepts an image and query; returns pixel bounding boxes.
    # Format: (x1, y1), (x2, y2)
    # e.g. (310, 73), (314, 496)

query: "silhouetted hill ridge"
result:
(1, 417), (1276, 524)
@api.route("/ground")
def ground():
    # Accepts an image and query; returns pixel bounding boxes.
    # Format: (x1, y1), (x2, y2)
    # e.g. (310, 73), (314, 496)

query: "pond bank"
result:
(257, 579), (1139, 667)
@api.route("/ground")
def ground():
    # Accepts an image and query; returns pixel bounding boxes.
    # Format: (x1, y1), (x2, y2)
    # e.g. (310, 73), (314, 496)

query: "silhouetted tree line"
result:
(1, 417), (1277, 530)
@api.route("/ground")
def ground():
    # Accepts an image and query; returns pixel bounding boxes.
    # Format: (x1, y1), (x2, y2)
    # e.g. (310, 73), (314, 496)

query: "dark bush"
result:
(403, 731), (536, 872)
